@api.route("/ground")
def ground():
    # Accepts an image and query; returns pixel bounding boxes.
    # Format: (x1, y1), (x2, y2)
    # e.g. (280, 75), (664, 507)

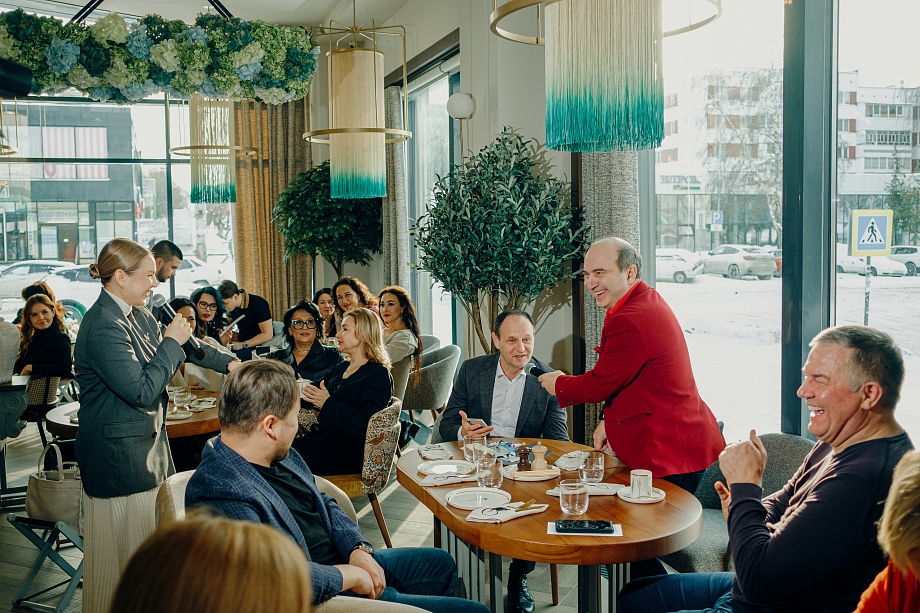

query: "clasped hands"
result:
(300, 380), (331, 408)
(714, 429), (768, 521)
(336, 548), (386, 599)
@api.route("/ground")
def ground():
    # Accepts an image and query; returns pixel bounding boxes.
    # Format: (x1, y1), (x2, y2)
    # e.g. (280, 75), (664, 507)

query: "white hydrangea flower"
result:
(253, 86), (294, 105)
(67, 65), (101, 89)
(90, 13), (130, 44)
(150, 39), (181, 73)
(0, 25), (20, 60)
(103, 56), (132, 89)
(231, 41), (264, 69)
(186, 70), (207, 87)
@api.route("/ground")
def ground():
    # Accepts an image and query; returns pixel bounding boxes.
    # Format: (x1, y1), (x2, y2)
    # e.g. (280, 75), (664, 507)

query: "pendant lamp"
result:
(490, 0), (722, 152)
(0, 100), (20, 156)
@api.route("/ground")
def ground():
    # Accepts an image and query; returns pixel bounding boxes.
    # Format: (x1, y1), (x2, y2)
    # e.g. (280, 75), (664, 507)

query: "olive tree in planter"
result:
(412, 127), (586, 354)
(273, 160), (382, 278)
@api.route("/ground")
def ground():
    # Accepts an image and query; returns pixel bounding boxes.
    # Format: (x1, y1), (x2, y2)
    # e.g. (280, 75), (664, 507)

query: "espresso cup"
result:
(630, 469), (653, 499)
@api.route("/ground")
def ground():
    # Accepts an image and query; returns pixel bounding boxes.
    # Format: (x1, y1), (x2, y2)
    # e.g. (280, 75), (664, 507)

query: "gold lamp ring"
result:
(303, 127), (412, 145)
(0, 144), (18, 156)
(169, 145), (258, 158)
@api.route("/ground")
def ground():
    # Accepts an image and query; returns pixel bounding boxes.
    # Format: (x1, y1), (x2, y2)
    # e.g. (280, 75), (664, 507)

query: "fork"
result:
(515, 498), (537, 512)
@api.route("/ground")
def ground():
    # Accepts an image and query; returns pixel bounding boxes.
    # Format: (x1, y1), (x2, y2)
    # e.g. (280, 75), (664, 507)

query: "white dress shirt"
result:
(457, 360), (528, 440)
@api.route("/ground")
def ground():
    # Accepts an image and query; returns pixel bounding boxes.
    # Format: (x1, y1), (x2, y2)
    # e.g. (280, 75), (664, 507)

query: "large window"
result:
(0, 96), (235, 323)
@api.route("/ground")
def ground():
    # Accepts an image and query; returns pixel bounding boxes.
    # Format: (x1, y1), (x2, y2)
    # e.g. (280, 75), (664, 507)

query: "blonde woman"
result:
(109, 512), (311, 613)
(73, 238), (241, 613)
(295, 307), (393, 475)
(856, 450), (920, 612)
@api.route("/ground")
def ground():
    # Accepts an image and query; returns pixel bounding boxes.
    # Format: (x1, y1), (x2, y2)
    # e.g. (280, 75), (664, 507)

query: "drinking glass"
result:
(579, 451), (605, 484)
(476, 448), (503, 488)
(174, 389), (195, 413)
(559, 479), (589, 515)
(463, 434), (486, 462)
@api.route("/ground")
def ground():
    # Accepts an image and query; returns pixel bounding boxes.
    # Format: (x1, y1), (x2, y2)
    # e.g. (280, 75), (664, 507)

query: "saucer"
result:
(554, 451), (585, 471)
(166, 410), (193, 420)
(446, 487), (511, 510)
(617, 487), (666, 504)
(191, 398), (216, 409)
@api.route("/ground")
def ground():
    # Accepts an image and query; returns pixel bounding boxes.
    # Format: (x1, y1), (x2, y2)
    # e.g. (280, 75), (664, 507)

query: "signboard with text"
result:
(850, 209), (893, 256)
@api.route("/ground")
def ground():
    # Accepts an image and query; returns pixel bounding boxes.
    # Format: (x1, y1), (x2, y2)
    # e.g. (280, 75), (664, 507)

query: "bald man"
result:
(539, 237), (724, 494)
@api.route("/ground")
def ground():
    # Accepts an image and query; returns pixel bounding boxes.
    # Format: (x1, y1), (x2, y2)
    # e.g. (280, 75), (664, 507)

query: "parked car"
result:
(889, 245), (920, 276)
(836, 244), (906, 276)
(42, 265), (205, 323)
(655, 249), (703, 283)
(0, 259), (70, 298)
(176, 256), (225, 286)
(702, 244), (776, 280)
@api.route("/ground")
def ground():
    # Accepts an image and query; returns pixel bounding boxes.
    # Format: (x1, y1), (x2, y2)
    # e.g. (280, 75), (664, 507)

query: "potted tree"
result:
(412, 127), (586, 354)
(274, 160), (382, 278)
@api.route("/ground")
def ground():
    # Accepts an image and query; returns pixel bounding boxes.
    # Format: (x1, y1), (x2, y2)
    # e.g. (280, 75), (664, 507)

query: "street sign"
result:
(710, 210), (723, 233)
(850, 209), (893, 256)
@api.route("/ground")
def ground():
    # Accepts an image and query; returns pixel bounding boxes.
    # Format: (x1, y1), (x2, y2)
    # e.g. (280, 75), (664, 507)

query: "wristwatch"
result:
(243, 341), (249, 349)
(350, 542), (374, 557)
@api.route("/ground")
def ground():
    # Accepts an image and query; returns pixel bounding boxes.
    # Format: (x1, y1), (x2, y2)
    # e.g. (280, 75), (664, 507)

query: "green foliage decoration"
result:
(412, 127), (586, 354)
(273, 160), (383, 278)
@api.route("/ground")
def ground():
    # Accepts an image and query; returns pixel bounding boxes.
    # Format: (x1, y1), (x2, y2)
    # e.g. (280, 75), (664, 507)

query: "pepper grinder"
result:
(517, 443), (531, 472)
(531, 444), (548, 471)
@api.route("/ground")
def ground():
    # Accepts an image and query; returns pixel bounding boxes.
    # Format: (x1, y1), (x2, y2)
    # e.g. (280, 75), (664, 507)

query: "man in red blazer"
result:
(540, 237), (724, 493)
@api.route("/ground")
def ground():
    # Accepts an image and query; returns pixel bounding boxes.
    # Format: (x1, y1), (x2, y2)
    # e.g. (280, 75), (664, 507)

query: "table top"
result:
(396, 439), (703, 566)
(44, 391), (222, 440)
(0, 375), (30, 391)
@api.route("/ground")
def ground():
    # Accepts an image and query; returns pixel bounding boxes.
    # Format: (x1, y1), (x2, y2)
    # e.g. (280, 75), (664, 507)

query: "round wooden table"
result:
(396, 438), (703, 613)
(45, 391), (222, 440)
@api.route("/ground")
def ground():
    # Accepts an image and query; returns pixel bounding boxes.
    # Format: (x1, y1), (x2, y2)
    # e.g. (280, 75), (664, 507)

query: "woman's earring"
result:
(120, 284), (125, 289)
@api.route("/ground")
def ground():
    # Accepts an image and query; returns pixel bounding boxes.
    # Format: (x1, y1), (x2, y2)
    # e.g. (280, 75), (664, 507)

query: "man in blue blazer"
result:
(437, 309), (569, 613)
(186, 360), (489, 613)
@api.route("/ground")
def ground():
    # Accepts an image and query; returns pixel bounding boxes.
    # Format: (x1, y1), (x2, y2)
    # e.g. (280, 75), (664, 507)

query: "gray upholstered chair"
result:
(661, 432), (816, 573)
(420, 335), (441, 355)
(403, 345), (460, 423)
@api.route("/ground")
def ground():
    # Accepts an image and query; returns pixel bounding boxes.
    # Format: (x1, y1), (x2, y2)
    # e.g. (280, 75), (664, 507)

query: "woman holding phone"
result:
(74, 238), (241, 613)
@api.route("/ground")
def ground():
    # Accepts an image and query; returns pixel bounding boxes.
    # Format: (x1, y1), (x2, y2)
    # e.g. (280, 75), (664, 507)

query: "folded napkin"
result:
(418, 444), (453, 460)
(554, 451), (586, 470)
(421, 473), (478, 487)
(466, 501), (550, 523)
(545, 483), (623, 496)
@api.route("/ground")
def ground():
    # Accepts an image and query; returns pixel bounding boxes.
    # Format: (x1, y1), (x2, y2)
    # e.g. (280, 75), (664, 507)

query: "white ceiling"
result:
(5, 0), (411, 27)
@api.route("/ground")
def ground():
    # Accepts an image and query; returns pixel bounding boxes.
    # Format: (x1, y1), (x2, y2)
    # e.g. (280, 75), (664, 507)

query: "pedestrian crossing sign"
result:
(850, 209), (893, 256)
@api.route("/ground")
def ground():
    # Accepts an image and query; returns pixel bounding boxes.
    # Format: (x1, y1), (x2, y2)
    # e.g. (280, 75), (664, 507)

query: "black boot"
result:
(507, 571), (536, 613)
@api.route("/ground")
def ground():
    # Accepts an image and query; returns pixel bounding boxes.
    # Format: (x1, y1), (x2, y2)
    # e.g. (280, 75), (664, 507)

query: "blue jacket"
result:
(186, 436), (367, 603)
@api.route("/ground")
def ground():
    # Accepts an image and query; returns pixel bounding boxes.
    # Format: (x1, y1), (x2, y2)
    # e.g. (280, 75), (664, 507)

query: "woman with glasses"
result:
(267, 301), (343, 383)
(190, 286), (232, 346)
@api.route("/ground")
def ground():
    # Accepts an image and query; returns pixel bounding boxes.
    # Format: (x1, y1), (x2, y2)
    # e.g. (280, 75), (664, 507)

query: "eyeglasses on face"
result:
(291, 319), (317, 329)
(197, 301), (219, 311)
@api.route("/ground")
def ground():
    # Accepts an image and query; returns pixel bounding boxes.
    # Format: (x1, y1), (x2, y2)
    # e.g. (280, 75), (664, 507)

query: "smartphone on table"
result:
(554, 519), (615, 534)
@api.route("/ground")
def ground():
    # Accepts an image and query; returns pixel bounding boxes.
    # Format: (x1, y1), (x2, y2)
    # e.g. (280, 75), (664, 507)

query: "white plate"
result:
(617, 487), (666, 504)
(166, 410), (193, 421)
(417, 459), (475, 476)
(446, 487), (511, 510)
(501, 465), (561, 481)
(191, 399), (216, 409)
(554, 451), (586, 471)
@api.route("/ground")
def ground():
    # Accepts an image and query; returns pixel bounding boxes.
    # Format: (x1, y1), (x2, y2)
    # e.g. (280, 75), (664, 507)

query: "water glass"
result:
(174, 389), (195, 413)
(579, 451), (605, 484)
(559, 479), (589, 515)
(463, 434), (486, 462)
(476, 448), (503, 488)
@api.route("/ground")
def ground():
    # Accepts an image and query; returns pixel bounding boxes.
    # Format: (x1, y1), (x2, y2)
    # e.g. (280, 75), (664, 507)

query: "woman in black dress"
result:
(267, 300), (342, 382)
(295, 307), (393, 475)
(15, 294), (73, 378)
(190, 286), (232, 346)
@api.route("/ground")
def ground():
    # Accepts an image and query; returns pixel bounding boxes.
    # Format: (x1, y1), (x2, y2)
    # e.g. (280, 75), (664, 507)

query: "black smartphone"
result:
(554, 519), (615, 534)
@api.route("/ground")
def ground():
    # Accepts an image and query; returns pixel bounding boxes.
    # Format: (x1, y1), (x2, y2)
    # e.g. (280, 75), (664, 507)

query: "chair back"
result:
(403, 345), (461, 414)
(429, 411), (446, 445)
(27, 376), (61, 407)
(360, 397), (402, 496)
(315, 475), (358, 522)
(155, 470), (195, 525)
(420, 335), (441, 355)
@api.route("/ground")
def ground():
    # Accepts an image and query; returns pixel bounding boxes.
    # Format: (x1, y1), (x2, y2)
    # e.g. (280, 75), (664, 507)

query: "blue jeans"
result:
(618, 572), (736, 613)
(347, 547), (491, 613)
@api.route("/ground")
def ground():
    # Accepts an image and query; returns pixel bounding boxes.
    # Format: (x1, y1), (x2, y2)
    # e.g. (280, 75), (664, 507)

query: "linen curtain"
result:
(381, 86), (411, 288)
(580, 151), (640, 444)
(233, 97), (313, 318)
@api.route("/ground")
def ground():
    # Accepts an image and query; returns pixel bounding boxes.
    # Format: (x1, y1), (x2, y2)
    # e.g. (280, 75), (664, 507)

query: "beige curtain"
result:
(233, 97), (313, 318)
(382, 87), (411, 288)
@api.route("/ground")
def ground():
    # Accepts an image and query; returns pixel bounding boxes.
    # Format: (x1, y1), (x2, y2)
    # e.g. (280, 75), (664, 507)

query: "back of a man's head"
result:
(151, 239), (183, 262)
(810, 325), (904, 412)
(218, 360), (299, 436)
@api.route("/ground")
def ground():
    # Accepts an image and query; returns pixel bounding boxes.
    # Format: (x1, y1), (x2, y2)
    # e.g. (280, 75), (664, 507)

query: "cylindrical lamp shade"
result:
(329, 48), (386, 199)
(189, 94), (237, 203)
(545, 0), (664, 152)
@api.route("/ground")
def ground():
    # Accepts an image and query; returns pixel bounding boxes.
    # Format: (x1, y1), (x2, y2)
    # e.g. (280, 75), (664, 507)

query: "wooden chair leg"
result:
(368, 493), (393, 548)
(550, 563), (559, 605)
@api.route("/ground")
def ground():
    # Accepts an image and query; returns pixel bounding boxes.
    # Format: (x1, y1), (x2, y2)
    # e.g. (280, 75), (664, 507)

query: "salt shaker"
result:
(531, 444), (548, 470)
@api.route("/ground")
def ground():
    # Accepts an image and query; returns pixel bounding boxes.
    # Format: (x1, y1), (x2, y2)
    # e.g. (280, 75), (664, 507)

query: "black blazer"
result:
(317, 360), (393, 441)
(14, 326), (73, 378)
(267, 342), (343, 383)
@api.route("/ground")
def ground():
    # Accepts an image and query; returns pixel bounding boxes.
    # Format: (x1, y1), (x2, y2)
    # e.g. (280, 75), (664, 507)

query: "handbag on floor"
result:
(25, 443), (84, 534)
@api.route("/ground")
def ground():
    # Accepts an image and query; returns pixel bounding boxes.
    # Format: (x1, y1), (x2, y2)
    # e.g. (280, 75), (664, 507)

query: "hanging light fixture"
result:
(0, 99), (21, 156)
(170, 94), (256, 203)
(490, 0), (721, 152)
(304, 2), (411, 199)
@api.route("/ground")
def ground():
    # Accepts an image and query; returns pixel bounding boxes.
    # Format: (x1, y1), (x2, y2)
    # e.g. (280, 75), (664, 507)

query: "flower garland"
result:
(0, 9), (319, 104)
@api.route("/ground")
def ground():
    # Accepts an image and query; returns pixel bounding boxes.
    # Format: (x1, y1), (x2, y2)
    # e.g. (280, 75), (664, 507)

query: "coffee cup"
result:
(630, 469), (653, 499)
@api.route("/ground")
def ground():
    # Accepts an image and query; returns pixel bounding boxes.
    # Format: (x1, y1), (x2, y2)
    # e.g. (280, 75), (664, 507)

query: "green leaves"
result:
(273, 160), (382, 276)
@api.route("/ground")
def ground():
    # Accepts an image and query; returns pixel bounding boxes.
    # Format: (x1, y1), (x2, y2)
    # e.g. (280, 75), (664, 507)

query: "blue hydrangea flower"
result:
(121, 79), (157, 102)
(126, 25), (153, 60)
(234, 61), (262, 81)
(227, 29), (253, 53)
(89, 86), (115, 101)
(44, 38), (80, 75)
(198, 77), (219, 98)
(176, 26), (208, 45)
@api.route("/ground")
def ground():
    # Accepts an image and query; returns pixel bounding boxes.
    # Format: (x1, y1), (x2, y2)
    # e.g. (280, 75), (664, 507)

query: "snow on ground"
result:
(657, 272), (920, 444)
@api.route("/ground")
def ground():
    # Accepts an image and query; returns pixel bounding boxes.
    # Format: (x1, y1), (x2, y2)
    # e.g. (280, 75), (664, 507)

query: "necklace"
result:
(293, 347), (309, 353)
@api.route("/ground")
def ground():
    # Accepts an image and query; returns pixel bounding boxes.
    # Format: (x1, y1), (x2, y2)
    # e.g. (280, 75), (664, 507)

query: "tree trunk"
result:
(469, 300), (491, 355)
(331, 259), (343, 279)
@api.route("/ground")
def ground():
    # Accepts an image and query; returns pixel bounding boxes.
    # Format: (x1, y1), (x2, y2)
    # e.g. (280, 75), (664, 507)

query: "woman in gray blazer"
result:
(74, 238), (240, 613)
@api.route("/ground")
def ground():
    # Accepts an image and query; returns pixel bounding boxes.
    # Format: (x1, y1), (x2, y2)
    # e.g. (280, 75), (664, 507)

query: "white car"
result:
(0, 259), (71, 298)
(176, 256), (225, 286)
(656, 249), (703, 283)
(42, 265), (206, 322)
(702, 244), (776, 280)
(835, 244), (906, 276)
(889, 245), (920, 276)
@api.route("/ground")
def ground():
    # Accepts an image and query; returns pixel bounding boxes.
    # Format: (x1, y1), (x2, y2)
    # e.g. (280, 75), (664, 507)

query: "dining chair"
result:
(22, 375), (63, 447)
(324, 398), (402, 548)
(402, 345), (461, 423)
(419, 335), (441, 355)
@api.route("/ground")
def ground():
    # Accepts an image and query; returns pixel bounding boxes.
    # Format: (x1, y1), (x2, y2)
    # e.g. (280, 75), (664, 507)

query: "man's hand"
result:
(302, 381), (331, 409)
(335, 564), (375, 598)
(538, 370), (564, 397)
(349, 549), (386, 599)
(460, 410), (493, 437)
(593, 419), (610, 452)
(719, 429), (767, 488)
(714, 481), (731, 522)
(226, 360), (242, 373)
